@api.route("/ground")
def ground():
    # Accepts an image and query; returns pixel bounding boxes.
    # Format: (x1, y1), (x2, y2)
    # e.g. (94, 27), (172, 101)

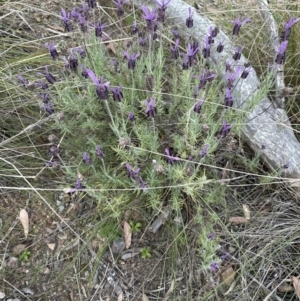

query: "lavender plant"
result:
(6, 0), (297, 286)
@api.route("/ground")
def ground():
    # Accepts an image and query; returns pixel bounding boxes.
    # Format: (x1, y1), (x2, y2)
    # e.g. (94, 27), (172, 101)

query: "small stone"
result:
(0, 292), (5, 299)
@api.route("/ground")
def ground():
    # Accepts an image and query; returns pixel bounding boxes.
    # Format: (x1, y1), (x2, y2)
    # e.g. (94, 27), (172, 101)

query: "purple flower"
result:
(221, 253), (229, 261)
(94, 21), (106, 38)
(17, 74), (29, 87)
(50, 145), (59, 157)
(207, 232), (216, 240)
(165, 148), (180, 164)
(126, 163), (140, 179)
(145, 97), (157, 118)
(220, 121), (232, 138)
(182, 54), (189, 70)
(154, 0), (172, 23)
(186, 7), (194, 28)
(96, 145), (105, 159)
(224, 87), (233, 108)
(170, 39), (179, 60)
(69, 49), (78, 72)
(45, 160), (58, 168)
(187, 43), (199, 66)
(123, 51), (140, 70)
(198, 69), (215, 89)
(113, 0), (129, 16)
(35, 80), (49, 90)
(75, 46), (86, 58)
(171, 28), (180, 38)
(202, 36), (211, 58)
(207, 27), (216, 44)
(141, 5), (157, 32)
(78, 14), (87, 32)
(200, 144), (209, 157)
(138, 176), (147, 191)
(194, 97), (205, 114)
(69, 178), (86, 194)
(71, 7), (80, 20)
(216, 41), (224, 53)
(39, 93), (51, 103)
(226, 66), (241, 88)
(275, 41), (288, 64)
(132, 20), (139, 34)
(110, 86), (123, 102)
(139, 36), (147, 47)
(86, 69), (110, 100)
(87, 0), (96, 9)
(128, 111), (135, 121)
(83, 152), (92, 165)
(42, 102), (54, 115)
(210, 262), (219, 272)
(80, 65), (89, 78)
(280, 17), (300, 42)
(61, 8), (73, 32)
(43, 66), (56, 84)
(241, 67), (250, 79)
(233, 45), (244, 61)
(230, 16), (250, 35)
(81, 3), (89, 19)
(283, 161), (290, 169)
(45, 41), (59, 59)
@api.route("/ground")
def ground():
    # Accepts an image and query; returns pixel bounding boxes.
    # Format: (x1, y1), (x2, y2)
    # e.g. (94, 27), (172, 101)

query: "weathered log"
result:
(132, 0), (300, 177)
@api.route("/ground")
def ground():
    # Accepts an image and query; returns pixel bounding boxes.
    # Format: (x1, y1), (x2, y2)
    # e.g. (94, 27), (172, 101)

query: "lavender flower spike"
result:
(145, 97), (157, 118)
(87, 0), (96, 9)
(165, 148), (180, 164)
(280, 17), (300, 42)
(128, 111), (135, 121)
(110, 86), (123, 102)
(275, 40), (288, 64)
(45, 41), (59, 59)
(232, 45), (244, 61)
(61, 8), (73, 32)
(141, 5), (157, 32)
(123, 51), (140, 70)
(83, 152), (92, 165)
(220, 121), (232, 138)
(187, 43), (199, 66)
(17, 74), (29, 87)
(224, 87), (233, 108)
(200, 144), (209, 157)
(113, 0), (129, 16)
(44, 66), (56, 84)
(202, 36), (211, 58)
(94, 21), (106, 37)
(186, 7), (194, 28)
(126, 164), (140, 179)
(154, 0), (172, 23)
(86, 69), (110, 100)
(194, 97), (205, 114)
(170, 38), (180, 59)
(230, 16), (250, 35)
(96, 145), (105, 158)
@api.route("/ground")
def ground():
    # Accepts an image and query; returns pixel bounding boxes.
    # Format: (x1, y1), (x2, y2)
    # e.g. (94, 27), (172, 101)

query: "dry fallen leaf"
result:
(141, 294), (149, 301)
(12, 244), (26, 255)
(117, 293), (123, 301)
(123, 221), (132, 249)
(47, 243), (56, 251)
(19, 209), (29, 238)
(292, 276), (300, 298)
(242, 204), (251, 220)
(277, 281), (294, 293)
(221, 266), (235, 286)
(229, 216), (248, 224)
